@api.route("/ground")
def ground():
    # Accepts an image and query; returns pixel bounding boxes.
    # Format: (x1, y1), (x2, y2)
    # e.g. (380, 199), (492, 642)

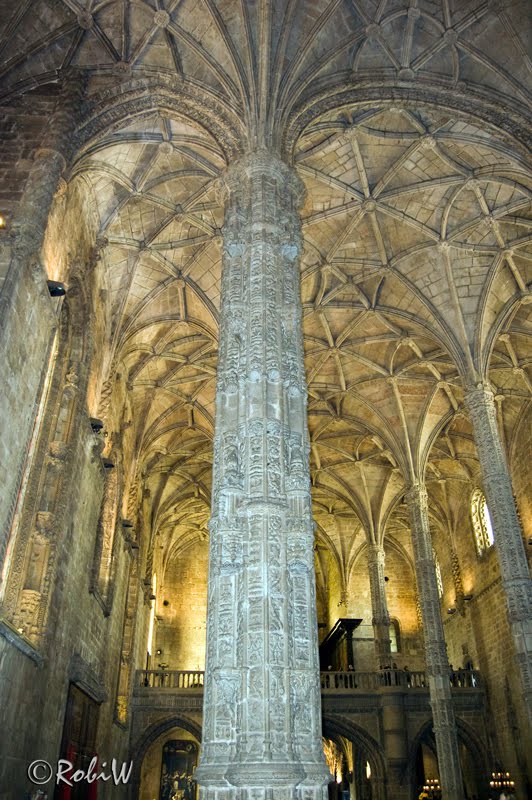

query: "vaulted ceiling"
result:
(2, 0), (531, 588)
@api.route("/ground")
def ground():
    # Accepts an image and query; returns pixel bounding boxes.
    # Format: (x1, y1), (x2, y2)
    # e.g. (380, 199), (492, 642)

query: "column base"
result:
(226, 760), (306, 787)
(199, 787), (328, 800)
(197, 760), (330, 800)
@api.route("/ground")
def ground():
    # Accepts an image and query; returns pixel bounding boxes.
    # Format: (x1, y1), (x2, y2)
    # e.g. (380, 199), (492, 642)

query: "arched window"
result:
(433, 549), (443, 599)
(389, 619), (401, 653)
(471, 489), (495, 555)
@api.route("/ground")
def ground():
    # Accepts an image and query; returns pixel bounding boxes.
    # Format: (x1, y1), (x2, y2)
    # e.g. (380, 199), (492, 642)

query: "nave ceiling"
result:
(1, 0), (531, 594)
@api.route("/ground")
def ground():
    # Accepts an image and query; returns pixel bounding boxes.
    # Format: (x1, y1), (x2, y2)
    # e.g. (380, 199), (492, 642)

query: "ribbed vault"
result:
(1, 0), (531, 624)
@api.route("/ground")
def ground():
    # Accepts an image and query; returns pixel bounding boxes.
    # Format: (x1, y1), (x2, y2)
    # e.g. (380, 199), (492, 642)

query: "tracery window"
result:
(471, 489), (495, 555)
(433, 550), (443, 599)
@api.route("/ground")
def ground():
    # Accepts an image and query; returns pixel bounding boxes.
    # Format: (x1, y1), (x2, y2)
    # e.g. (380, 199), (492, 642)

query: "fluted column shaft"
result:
(367, 543), (392, 668)
(196, 151), (329, 800)
(405, 483), (463, 800)
(464, 385), (532, 721)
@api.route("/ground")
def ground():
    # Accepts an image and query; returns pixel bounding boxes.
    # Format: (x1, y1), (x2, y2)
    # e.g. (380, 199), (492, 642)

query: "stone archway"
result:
(323, 717), (388, 800)
(406, 718), (491, 800)
(130, 715), (202, 800)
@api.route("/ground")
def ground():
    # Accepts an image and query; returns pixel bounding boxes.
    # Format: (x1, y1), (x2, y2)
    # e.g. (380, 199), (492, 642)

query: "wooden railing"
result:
(136, 668), (481, 691)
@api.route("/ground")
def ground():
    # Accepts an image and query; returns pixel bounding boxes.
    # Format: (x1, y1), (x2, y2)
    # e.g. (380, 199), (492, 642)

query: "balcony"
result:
(130, 667), (486, 769)
(138, 669), (205, 689)
(320, 668), (481, 691)
(132, 668), (483, 712)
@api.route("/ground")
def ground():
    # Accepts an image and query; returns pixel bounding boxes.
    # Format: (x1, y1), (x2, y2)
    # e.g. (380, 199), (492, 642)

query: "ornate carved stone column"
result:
(195, 152), (329, 799)
(367, 542), (392, 668)
(464, 384), (532, 721)
(405, 483), (463, 800)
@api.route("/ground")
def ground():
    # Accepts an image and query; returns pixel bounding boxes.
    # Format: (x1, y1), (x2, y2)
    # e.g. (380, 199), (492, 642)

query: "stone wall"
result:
(155, 539), (208, 671)
(0, 155), (134, 799)
(0, 87), (60, 287)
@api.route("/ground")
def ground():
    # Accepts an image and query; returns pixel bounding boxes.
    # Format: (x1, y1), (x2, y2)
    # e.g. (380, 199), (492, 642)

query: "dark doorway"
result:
(55, 683), (99, 800)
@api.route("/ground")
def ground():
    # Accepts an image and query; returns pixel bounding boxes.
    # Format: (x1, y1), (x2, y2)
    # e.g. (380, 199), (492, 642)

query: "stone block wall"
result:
(0, 148), (134, 799)
(155, 539), (209, 671)
(0, 87), (60, 288)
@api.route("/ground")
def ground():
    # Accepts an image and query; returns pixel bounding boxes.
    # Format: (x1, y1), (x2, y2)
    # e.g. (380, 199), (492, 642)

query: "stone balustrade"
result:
(137, 669), (205, 689)
(134, 668), (481, 693)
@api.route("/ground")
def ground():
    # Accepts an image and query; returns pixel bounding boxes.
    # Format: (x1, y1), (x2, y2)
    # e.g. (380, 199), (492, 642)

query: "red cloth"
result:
(87, 755), (98, 800)
(56, 743), (75, 800)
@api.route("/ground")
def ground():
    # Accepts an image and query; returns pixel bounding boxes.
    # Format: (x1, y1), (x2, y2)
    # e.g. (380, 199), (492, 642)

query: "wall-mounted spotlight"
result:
(463, 594), (474, 602)
(0, 213), (6, 229)
(47, 280), (66, 297)
(122, 519), (133, 529)
(102, 459), (114, 469)
(130, 541), (139, 550)
(447, 607), (457, 615)
(90, 417), (104, 433)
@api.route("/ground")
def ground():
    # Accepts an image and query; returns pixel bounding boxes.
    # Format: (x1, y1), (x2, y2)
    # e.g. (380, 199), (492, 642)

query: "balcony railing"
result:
(135, 668), (481, 692)
(321, 669), (480, 691)
(138, 669), (204, 688)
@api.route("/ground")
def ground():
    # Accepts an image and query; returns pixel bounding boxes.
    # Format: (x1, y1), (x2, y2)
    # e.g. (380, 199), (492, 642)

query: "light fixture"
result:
(47, 279), (66, 297)
(490, 770), (514, 789)
(463, 593), (474, 602)
(122, 519), (133, 528)
(447, 607), (456, 615)
(0, 213), (6, 228)
(90, 417), (104, 433)
(102, 459), (114, 469)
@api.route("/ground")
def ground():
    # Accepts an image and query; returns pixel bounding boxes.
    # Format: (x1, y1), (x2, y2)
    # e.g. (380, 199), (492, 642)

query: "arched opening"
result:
(408, 720), (491, 800)
(132, 717), (202, 800)
(323, 719), (387, 800)
(470, 489), (495, 556)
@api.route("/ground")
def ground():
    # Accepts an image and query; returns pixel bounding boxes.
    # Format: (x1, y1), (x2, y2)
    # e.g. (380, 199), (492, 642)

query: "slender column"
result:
(464, 384), (532, 721)
(405, 483), (463, 800)
(196, 151), (329, 800)
(367, 542), (392, 668)
(381, 700), (409, 800)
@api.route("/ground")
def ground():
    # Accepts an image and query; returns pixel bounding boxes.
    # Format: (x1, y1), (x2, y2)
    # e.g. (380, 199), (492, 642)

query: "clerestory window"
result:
(471, 489), (495, 555)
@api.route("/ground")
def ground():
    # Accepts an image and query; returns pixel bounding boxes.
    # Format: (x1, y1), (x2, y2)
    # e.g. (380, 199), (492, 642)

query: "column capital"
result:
(404, 481), (428, 507)
(366, 541), (385, 567)
(218, 149), (306, 207)
(463, 381), (495, 408)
